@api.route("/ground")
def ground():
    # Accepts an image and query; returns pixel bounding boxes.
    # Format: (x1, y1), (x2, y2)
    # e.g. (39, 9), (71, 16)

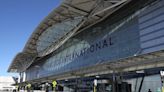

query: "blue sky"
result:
(0, 0), (60, 76)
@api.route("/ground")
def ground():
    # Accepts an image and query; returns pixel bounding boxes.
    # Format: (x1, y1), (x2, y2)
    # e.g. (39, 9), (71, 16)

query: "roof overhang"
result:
(8, 0), (131, 73)
(8, 53), (36, 72)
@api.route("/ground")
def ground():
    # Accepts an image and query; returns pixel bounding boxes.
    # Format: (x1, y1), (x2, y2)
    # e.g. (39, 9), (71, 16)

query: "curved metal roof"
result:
(8, 0), (130, 72)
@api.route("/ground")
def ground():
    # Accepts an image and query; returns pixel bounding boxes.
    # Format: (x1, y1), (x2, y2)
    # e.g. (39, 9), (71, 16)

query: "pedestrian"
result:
(148, 89), (152, 92)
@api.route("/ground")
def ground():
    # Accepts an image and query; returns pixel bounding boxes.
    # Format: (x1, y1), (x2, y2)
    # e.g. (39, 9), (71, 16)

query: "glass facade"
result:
(37, 17), (83, 53)
(126, 75), (162, 92)
(36, 11), (141, 79)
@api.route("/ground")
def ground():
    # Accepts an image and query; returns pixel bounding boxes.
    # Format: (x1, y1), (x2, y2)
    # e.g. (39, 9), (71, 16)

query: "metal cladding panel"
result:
(139, 0), (164, 54)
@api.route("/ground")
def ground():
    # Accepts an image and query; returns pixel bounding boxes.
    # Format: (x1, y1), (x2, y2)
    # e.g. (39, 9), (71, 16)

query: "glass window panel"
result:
(37, 16), (83, 53)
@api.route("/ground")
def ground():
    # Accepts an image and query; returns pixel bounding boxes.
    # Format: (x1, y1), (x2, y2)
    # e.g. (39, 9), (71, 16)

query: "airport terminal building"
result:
(8, 0), (164, 92)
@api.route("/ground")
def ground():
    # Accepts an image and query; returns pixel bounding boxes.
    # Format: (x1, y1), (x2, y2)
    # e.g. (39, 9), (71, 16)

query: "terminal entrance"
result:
(41, 78), (131, 92)
(18, 67), (164, 92)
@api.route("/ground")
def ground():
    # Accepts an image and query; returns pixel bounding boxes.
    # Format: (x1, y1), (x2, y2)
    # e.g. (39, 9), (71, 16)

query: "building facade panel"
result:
(139, 0), (164, 54)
